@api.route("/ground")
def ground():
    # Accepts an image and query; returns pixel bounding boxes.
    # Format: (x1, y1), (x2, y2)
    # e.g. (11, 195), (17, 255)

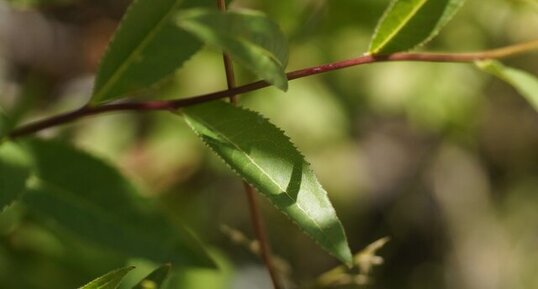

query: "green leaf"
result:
(183, 101), (352, 265)
(0, 142), (32, 211)
(80, 266), (135, 289)
(368, 0), (466, 54)
(177, 8), (289, 91)
(0, 107), (9, 140)
(478, 60), (538, 111)
(132, 264), (171, 289)
(91, 0), (212, 104)
(21, 139), (214, 267)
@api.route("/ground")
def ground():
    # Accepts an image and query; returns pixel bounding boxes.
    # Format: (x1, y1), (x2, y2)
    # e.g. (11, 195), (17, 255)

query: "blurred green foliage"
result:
(1, 0), (538, 288)
(5, 0), (74, 8)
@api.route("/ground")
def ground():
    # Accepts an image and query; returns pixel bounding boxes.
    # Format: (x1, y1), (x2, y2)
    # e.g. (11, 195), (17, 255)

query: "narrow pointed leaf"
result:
(21, 139), (214, 267)
(80, 266), (135, 289)
(369, 0), (466, 54)
(132, 264), (171, 289)
(183, 101), (352, 265)
(0, 142), (32, 211)
(177, 9), (289, 91)
(91, 0), (212, 104)
(478, 60), (538, 112)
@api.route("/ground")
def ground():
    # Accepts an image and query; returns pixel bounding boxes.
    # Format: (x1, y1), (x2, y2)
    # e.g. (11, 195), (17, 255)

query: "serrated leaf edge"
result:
(92, 0), (187, 104)
(182, 104), (351, 264)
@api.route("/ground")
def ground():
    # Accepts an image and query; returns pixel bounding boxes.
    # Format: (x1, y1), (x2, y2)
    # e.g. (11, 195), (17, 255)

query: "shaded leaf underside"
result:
(0, 142), (31, 211)
(177, 8), (289, 91)
(21, 139), (214, 268)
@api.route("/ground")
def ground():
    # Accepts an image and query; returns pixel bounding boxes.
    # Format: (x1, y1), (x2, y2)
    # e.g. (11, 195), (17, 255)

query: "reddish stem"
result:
(8, 39), (538, 139)
(216, 1), (281, 288)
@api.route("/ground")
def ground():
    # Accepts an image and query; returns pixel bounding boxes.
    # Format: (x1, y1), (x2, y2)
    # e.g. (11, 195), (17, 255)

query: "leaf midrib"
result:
(93, 0), (183, 102)
(185, 113), (335, 247)
(372, 0), (428, 53)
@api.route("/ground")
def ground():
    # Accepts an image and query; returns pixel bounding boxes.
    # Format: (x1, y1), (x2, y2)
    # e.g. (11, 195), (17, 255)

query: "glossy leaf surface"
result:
(177, 9), (289, 91)
(91, 0), (211, 104)
(0, 142), (31, 211)
(369, 0), (465, 54)
(478, 60), (538, 112)
(80, 266), (134, 289)
(183, 101), (352, 265)
(21, 139), (214, 267)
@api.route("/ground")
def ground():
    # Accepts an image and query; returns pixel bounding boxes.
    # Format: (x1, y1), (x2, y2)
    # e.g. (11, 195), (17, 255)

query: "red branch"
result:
(8, 39), (538, 139)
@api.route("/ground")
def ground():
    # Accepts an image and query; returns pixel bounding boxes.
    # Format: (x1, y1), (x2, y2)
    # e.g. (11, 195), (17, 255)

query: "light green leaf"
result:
(21, 139), (214, 267)
(0, 142), (32, 211)
(132, 264), (171, 289)
(80, 266), (135, 289)
(91, 0), (212, 104)
(478, 60), (538, 111)
(369, 0), (466, 54)
(183, 101), (352, 265)
(177, 8), (289, 91)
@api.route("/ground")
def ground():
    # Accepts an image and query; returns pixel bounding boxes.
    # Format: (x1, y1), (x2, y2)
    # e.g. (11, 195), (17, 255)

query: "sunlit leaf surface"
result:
(183, 101), (352, 265)
(91, 0), (212, 104)
(369, 0), (466, 54)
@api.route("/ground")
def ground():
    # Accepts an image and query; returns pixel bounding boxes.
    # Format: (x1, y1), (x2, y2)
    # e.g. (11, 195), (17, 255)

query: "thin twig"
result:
(216, 1), (281, 288)
(8, 39), (538, 139)
(243, 183), (282, 289)
(217, 0), (237, 105)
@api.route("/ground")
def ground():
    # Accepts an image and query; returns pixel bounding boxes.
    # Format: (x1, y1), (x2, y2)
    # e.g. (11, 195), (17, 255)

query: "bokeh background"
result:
(1, 0), (538, 288)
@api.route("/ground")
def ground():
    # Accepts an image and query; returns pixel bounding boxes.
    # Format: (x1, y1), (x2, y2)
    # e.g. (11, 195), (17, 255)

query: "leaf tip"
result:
(277, 80), (289, 92)
(340, 247), (354, 268)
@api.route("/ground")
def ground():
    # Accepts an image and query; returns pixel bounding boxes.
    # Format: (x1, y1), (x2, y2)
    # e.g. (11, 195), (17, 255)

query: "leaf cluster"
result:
(1, 0), (538, 287)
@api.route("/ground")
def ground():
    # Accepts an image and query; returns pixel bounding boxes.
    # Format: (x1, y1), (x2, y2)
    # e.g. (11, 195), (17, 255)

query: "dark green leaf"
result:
(0, 107), (9, 140)
(183, 101), (352, 265)
(91, 0), (212, 104)
(177, 8), (289, 91)
(80, 266), (134, 289)
(132, 264), (171, 289)
(369, 0), (466, 54)
(0, 142), (32, 211)
(21, 139), (214, 267)
(478, 60), (538, 112)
